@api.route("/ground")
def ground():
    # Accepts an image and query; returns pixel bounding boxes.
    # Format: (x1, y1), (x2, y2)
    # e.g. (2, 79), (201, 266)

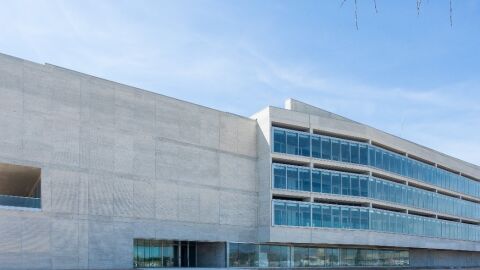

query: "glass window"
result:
(332, 173), (341, 194)
(350, 143), (359, 164)
(326, 248), (340, 267)
(359, 177), (368, 197)
(286, 131), (299, 155)
(260, 245), (290, 268)
(375, 149), (382, 169)
(360, 209), (369, 230)
(368, 147), (375, 166)
(299, 168), (311, 192)
(150, 240), (161, 267)
(312, 205), (322, 227)
(286, 203), (299, 226)
(299, 134), (310, 157)
(360, 145), (368, 165)
(322, 172), (332, 194)
(321, 138), (331, 159)
(341, 142), (350, 163)
(273, 201), (286, 225)
(163, 241), (179, 267)
(332, 206), (341, 228)
(350, 176), (359, 196)
(341, 207), (350, 228)
(322, 205), (332, 227)
(273, 129), (286, 153)
(287, 167), (298, 190)
(229, 243), (258, 267)
(293, 247), (309, 267)
(331, 139), (340, 161)
(351, 208), (360, 229)
(312, 170), (322, 193)
(308, 248), (325, 267)
(273, 164), (286, 189)
(299, 204), (311, 226)
(341, 175), (350, 196)
(311, 136), (321, 158)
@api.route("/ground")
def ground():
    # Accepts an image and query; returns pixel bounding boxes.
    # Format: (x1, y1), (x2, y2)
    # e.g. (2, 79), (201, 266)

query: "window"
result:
(273, 165), (286, 189)
(299, 134), (310, 157)
(351, 208), (360, 229)
(341, 175), (350, 196)
(331, 173), (341, 194)
(332, 206), (341, 228)
(286, 167), (298, 190)
(350, 143), (359, 164)
(312, 205), (322, 227)
(341, 142), (350, 162)
(287, 203), (299, 226)
(299, 204), (311, 226)
(359, 145), (368, 165)
(293, 247), (309, 267)
(273, 201), (286, 225)
(308, 248), (325, 267)
(360, 209), (369, 229)
(312, 170), (322, 193)
(331, 139), (340, 161)
(341, 207), (350, 228)
(322, 205), (332, 227)
(0, 163), (41, 209)
(321, 172), (332, 194)
(273, 129), (286, 153)
(299, 168), (311, 192)
(260, 245), (290, 268)
(359, 177), (368, 197)
(286, 132), (298, 155)
(350, 176), (359, 196)
(321, 138), (331, 159)
(311, 136), (321, 158)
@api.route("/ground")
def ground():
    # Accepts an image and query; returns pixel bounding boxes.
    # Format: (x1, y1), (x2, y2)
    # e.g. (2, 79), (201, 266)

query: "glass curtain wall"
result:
(272, 127), (480, 198)
(272, 163), (480, 220)
(134, 240), (196, 268)
(229, 243), (409, 268)
(273, 200), (480, 242)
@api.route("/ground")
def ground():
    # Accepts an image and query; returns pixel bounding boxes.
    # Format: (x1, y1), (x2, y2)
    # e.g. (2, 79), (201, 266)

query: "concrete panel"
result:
(219, 191), (257, 227)
(199, 188), (220, 224)
(219, 153), (256, 192)
(88, 174), (114, 216)
(155, 180), (178, 221)
(0, 217), (22, 253)
(133, 180), (155, 218)
(112, 177), (134, 217)
(49, 170), (80, 214)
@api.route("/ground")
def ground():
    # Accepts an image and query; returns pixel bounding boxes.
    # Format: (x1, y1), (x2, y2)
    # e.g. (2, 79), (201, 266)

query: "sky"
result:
(0, 0), (479, 165)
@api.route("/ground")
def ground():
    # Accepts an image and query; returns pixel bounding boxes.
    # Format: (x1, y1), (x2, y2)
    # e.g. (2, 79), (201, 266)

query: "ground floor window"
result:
(134, 239), (194, 268)
(228, 243), (409, 268)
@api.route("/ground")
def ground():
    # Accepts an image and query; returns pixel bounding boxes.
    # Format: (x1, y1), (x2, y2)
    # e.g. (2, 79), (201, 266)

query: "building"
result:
(0, 52), (479, 270)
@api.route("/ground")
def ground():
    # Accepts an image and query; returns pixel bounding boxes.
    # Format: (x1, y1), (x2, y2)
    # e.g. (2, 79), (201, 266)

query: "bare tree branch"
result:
(416, 0), (422, 15)
(340, 0), (347, 8)
(450, 0), (453, 27)
(373, 0), (378, 13)
(355, 0), (359, 30)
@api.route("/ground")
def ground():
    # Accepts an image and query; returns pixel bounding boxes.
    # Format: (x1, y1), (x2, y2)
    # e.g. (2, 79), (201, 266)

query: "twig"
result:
(355, 0), (359, 30)
(416, 0), (422, 15)
(449, 0), (453, 27)
(373, 0), (378, 13)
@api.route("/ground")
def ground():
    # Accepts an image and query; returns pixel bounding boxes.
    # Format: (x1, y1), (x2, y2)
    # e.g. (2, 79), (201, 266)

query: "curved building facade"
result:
(0, 52), (479, 269)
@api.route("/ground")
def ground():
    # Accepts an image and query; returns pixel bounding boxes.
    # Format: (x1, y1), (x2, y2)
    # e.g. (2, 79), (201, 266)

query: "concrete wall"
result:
(0, 53), (258, 270)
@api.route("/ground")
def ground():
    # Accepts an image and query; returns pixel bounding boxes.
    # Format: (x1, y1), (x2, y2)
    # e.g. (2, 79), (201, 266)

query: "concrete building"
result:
(0, 52), (479, 269)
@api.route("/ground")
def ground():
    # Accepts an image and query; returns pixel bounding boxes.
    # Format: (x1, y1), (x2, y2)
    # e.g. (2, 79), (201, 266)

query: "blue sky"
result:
(0, 0), (479, 165)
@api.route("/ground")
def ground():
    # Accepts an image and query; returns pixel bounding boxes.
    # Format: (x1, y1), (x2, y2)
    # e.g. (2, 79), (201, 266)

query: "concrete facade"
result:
(0, 52), (479, 269)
